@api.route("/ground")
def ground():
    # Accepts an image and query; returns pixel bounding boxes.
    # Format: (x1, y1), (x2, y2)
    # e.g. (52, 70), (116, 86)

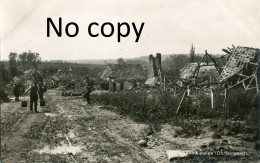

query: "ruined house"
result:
(179, 51), (221, 86)
(101, 64), (147, 91)
(145, 53), (162, 86)
(218, 46), (260, 92)
(46, 67), (91, 96)
(19, 69), (43, 86)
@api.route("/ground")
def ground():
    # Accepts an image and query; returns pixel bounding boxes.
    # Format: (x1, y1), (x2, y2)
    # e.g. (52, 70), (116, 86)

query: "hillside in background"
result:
(54, 54), (208, 65)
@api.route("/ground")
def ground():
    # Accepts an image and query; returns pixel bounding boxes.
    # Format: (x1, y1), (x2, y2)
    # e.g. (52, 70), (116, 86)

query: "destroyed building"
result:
(145, 53), (162, 86)
(101, 63), (147, 91)
(46, 67), (91, 96)
(13, 69), (43, 87)
(218, 46), (260, 92)
(180, 63), (219, 82)
(179, 51), (221, 86)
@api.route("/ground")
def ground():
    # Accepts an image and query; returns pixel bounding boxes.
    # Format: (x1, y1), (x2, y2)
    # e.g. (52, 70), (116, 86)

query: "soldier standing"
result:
(25, 81), (40, 113)
(84, 78), (92, 105)
(13, 83), (20, 101)
(38, 81), (47, 101)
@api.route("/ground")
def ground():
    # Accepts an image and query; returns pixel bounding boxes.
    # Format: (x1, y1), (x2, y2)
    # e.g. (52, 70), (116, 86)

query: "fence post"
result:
(223, 89), (227, 109)
(164, 76), (166, 90)
(211, 88), (214, 109)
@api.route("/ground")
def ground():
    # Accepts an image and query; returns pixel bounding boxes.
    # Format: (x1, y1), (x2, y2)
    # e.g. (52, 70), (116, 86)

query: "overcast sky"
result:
(1, 0), (260, 60)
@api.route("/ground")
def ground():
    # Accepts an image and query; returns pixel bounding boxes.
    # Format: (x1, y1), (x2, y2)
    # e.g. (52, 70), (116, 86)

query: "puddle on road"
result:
(44, 113), (57, 117)
(34, 145), (83, 155)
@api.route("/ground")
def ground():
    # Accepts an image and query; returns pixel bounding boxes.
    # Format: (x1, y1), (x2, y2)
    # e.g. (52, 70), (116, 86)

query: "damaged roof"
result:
(180, 62), (220, 83)
(218, 46), (260, 83)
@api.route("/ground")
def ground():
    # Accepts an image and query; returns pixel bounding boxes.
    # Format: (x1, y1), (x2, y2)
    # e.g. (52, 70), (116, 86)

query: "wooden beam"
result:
(246, 76), (255, 89)
(210, 89), (214, 109)
(245, 87), (256, 91)
(223, 89), (227, 109)
(255, 76), (259, 94)
(205, 50), (209, 65)
(164, 76), (166, 90)
(248, 62), (257, 66)
(227, 75), (254, 90)
(242, 81), (246, 89)
(237, 73), (250, 78)
(206, 52), (223, 74)
(176, 91), (186, 113)
(255, 61), (259, 94)
(192, 54), (206, 78)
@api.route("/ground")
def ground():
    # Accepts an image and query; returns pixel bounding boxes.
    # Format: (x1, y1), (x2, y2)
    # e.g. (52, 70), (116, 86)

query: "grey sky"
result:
(1, 0), (260, 60)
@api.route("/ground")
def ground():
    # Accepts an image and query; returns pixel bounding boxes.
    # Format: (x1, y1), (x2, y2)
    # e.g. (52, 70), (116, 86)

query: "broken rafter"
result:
(245, 87), (257, 91)
(226, 75), (255, 90)
(222, 49), (231, 54)
(191, 51), (222, 81)
(242, 81), (246, 89)
(176, 90), (186, 113)
(246, 76), (256, 89)
(237, 73), (250, 78)
(192, 54), (206, 78)
(255, 64), (259, 93)
(206, 51), (223, 74)
(248, 62), (257, 66)
(205, 50), (209, 65)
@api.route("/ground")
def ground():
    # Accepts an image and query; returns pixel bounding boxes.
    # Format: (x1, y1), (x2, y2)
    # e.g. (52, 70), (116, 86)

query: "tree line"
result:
(8, 51), (41, 77)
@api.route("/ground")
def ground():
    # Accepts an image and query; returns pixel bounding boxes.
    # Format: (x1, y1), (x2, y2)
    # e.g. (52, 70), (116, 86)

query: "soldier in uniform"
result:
(25, 81), (40, 113)
(38, 81), (47, 101)
(84, 78), (92, 105)
(13, 83), (21, 101)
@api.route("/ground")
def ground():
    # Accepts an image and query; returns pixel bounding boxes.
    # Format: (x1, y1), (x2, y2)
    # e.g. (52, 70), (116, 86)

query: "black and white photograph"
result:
(1, 0), (260, 162)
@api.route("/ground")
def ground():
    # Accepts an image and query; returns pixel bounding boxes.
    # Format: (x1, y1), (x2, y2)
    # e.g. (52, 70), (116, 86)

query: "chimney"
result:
(156, 53), (161, 70)
(148, 54), (156, 78)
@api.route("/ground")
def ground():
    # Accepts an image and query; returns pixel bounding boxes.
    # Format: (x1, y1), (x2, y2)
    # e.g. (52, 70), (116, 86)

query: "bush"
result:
(92, 87), (257, 123)
(226, 88), (256, 119)
(92, 89), (181, 123)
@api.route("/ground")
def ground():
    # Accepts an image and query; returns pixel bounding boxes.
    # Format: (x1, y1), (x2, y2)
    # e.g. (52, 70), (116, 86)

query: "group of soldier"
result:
(13, 76), (93, 112)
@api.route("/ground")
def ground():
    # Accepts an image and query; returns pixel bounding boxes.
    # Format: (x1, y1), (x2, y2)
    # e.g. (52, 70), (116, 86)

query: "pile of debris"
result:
(46, 68), (95, 96)
(179, 51), (221, 86)
(180, 62), (220, 83)
(10, 69), (43, 89)
(101, 64), (147, 81)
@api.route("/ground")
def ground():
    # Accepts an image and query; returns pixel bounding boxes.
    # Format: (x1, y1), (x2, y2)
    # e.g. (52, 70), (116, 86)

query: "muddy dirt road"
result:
(1, 89), (259, 162)
(1, 89), (157, 162)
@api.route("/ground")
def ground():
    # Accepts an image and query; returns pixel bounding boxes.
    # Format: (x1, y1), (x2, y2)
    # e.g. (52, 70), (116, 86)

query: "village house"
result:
(100, 63), (147, 91)
(179, 52), (221, 86)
